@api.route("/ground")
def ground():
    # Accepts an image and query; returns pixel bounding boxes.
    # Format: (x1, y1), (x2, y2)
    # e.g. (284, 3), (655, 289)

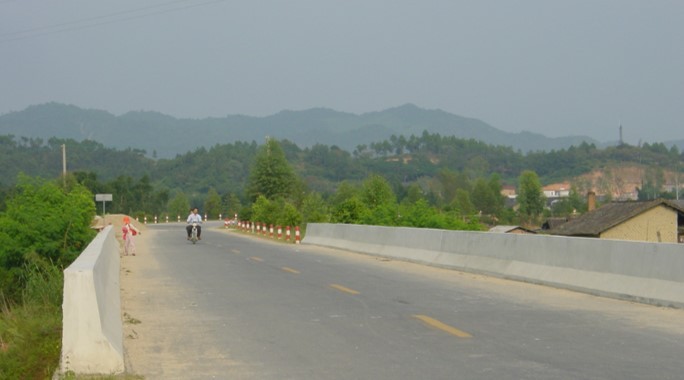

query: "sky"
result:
(1, 0), (683, 144)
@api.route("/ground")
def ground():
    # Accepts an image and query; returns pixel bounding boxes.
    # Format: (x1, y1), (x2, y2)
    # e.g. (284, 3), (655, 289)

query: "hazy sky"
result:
(1, 0), (682, 144)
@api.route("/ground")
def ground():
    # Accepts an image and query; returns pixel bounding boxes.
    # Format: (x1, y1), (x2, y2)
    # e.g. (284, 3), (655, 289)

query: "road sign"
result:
(95, 194), (113, 220)
(95, 194), (113, 202)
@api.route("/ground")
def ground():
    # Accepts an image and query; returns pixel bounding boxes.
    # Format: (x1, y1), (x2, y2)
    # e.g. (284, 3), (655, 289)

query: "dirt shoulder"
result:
(115, 216), (229, 378)
(108, 215), (161, 376)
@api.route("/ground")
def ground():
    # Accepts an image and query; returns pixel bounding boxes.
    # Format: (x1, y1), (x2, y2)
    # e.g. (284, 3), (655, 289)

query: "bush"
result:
(0, 175), (97, 379)
(0, 261), (63, 379)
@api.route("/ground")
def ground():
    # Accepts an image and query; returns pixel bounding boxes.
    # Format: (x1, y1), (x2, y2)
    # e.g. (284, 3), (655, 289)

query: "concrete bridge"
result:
(59, 222), (684, 378)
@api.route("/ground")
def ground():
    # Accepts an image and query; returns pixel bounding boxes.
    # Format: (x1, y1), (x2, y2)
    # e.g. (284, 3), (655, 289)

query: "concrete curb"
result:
(60, 226), (124, 375)
(303, 224), (684, 308)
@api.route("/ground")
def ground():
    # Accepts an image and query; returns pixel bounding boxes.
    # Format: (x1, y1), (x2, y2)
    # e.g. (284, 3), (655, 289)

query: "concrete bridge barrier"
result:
(60, 225), (124, 375)
(303, 224), (684, 308)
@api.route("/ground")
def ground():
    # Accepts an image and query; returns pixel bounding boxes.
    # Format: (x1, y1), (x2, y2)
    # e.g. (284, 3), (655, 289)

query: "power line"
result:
(1, 0), (197, 38)
(0, 0), (227, 43)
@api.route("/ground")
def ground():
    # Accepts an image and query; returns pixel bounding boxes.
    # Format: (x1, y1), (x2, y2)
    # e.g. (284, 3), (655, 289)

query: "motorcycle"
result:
(189, 222), (199, 244)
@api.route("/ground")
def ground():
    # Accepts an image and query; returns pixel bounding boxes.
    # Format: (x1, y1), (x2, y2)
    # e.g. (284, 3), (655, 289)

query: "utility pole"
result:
(676, 163), (680, 200)
(62, 144), (67, 187)
(619, 124), (623, 146)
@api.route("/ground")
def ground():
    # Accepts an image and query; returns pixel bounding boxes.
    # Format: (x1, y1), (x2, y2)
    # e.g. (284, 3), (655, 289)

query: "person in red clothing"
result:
(122, 216), (141, 256)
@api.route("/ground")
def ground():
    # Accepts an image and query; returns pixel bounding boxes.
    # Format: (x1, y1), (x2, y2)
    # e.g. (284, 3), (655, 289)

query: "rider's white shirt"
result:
(187, 213), (202, 223)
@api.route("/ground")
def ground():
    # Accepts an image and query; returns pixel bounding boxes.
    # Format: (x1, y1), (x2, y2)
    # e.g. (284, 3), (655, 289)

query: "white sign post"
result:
(95, 194), (113, 223)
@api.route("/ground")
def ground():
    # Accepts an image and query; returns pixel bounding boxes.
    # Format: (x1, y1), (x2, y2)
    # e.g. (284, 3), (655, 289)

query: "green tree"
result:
(550, 186), (586, 216)
(168, 191), (191, 219)
(638, 166), (665, 200)
(247, 139), (297, 201)
(331, 196), (368, 224)
(203, 188), (222, 219)
(222, 192), (242, 220)
(359, 174), (398, 226)
(400, 198), (438, 228)
(251, 195), (279, 225)
(331, 181), (360, 207)
(450, 189), (475, 216)
(278, 202), (302, 227)
(301, 192), (329, 224)
(471, 178), (496, 215)
(517, 170), (545, 224)
(487, 174), (505, 216)
(402, 183), (424, 206)
(0, 175), (96, 301)
(361, 174), (396, 210)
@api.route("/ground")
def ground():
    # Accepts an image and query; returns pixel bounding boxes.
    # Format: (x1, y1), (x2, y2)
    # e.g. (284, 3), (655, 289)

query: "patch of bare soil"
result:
(576, 164), (680, 199)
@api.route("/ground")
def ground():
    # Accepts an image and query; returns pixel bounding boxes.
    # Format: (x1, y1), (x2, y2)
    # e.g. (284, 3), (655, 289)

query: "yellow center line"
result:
(249, 256), (263, 262)
(413, 315), (472, 338)
(282, 267), (300, 274)
(231, 249), (240, 254)
(329, 284), (360, 295)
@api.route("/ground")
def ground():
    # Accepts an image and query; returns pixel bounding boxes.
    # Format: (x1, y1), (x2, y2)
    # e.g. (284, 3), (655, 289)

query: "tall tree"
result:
(301, 192), (329, 224)
(168, 191), (190, 219)
(471, 178), (496, 215)
(203, 188), (223, 219)
(222, 192), (242, 220)
(361, 174), (396, 210)
(451, 189), (475, 216)
(246, 139), (297, 201)
(517, 170), (545, 224)
(487, 173), (505, 216)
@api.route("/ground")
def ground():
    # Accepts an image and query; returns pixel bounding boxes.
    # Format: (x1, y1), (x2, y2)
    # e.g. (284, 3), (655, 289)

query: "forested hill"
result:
(1, 132), (681, 202)
(0, 102), (600, 158)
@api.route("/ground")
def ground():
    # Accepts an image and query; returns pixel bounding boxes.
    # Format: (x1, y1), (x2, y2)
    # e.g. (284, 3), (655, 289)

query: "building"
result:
(501, 185), (517, 198)
(489, 225), (536, 234)
(542, 182), (572, 198)
(550, 198), (684, 243)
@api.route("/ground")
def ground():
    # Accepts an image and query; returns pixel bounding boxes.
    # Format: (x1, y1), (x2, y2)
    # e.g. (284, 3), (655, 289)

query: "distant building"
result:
(542, 182), (572, 198)
(550, 199), (684, 243)
(501, 185), (517, 198)
(488, 225), (536, 234)
(541, 217), (572, 231)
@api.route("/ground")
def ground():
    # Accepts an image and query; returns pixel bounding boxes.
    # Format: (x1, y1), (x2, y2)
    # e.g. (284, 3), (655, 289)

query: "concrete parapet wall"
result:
(303, 224), (684, 308)
(60, 226), (124, 374)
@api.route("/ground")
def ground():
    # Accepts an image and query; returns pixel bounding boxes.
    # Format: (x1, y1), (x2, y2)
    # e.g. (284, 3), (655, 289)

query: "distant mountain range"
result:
(1, 102), (680, 158)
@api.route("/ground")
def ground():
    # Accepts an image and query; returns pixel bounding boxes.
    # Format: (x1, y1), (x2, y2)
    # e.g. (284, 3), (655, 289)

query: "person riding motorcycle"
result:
(186, 208), (202, 240)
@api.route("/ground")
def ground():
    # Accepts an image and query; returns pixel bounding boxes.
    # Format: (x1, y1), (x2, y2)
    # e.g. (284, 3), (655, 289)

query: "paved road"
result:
(121, 222), (684, 379)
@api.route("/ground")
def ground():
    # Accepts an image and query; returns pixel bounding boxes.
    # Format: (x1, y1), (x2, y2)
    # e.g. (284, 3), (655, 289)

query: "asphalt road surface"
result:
(120, 222), (684, 380)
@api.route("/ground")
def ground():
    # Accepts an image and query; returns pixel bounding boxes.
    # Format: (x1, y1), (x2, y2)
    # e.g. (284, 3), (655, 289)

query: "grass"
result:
(0, 262), (64, 379)
(59, 373), (144, 380)
(0, 261), (144, 379)
(123, 312), (141, 325)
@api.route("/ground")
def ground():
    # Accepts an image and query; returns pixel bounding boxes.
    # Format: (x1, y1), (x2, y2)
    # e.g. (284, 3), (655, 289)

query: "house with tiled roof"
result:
(488, 225), (536, 234)
(550, 198), (684, 243)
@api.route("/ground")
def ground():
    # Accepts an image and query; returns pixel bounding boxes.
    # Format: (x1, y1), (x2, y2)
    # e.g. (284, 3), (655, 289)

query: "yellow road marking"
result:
(249, 256), (263, 262)
(413, 315), (472, 338)
(282, 267), (300, 274)
(329, 284), (360, 295)
(231, 249), (240, 254)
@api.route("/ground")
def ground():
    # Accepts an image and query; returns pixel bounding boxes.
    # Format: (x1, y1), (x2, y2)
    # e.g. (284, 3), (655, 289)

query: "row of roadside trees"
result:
(217, 139), (549, 231)
(63, 138), (551, 231)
